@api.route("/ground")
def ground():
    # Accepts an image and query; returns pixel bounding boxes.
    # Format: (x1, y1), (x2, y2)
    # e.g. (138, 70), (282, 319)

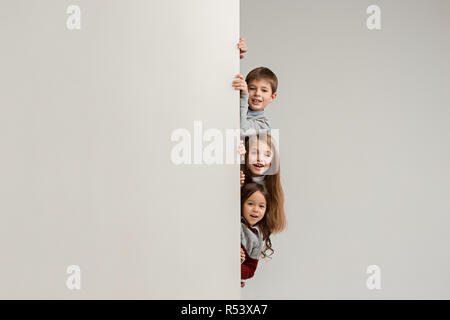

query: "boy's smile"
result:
(247, 79), (277, 112)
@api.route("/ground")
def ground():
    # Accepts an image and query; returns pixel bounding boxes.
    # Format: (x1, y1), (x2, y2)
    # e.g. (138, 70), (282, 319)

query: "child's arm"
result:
(237, 37), (247, 59)
(232, 74), (253, 133)
(239, 90), (251, 133)
(241, 245), (258, 280)
(238, 140), (246, 162)
(238, 139), (246, 187)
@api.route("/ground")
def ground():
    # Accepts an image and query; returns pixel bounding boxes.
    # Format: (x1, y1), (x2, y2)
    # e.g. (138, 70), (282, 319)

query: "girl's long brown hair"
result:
(241, 182), (274, 259)
(241, 133), (286, 234)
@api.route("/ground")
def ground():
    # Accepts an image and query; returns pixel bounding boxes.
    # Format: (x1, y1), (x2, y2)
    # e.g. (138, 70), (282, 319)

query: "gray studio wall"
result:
(0, 0), (240, 299)
(241, 0), (450, 299)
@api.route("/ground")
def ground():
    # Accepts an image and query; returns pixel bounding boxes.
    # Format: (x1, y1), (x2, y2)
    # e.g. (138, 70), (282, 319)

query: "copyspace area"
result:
(0, 0), (240, 299)
(241, 0), (450, 299)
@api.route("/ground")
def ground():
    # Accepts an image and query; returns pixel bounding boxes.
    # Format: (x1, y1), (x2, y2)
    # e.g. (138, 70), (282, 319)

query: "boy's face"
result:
(243, 191), (267, 227)
(247, 79), (277, 112)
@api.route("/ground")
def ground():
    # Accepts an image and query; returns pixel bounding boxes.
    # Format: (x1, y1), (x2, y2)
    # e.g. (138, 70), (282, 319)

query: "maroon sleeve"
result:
(241, 244), (259, 280)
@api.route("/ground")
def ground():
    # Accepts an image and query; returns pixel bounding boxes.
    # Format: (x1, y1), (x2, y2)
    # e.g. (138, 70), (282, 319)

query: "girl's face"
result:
(247, 139), (273, 176)
(243, 191), (267, 227)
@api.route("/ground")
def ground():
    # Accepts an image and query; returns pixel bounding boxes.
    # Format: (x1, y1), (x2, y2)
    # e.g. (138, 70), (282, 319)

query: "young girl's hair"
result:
(241, 133), (286, 234)
(241, 182), (274, 259)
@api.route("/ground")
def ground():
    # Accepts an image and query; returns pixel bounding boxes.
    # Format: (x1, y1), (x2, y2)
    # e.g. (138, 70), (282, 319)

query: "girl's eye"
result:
(259, 205), (265, 209)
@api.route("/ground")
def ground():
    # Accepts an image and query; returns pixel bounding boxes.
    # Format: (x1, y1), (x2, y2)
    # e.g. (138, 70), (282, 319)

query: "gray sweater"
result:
(240, 93), (271, 135)
(241, 222), (263, 260)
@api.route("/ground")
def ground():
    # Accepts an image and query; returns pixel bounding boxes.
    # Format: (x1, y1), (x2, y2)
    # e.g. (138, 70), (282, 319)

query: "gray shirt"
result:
(240, 93), (271, 135)
(241, 222), (263, 260)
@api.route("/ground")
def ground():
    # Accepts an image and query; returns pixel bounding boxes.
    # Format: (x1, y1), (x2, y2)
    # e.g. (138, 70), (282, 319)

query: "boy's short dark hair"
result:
(245, 67), (278, 93)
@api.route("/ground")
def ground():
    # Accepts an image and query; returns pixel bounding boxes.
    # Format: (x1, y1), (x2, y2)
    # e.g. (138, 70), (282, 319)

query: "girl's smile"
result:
(251, 162), (267, 174)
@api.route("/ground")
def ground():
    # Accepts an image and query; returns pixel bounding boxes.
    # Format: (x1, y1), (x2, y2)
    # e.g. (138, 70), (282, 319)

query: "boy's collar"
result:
(247, 109), (264, 117)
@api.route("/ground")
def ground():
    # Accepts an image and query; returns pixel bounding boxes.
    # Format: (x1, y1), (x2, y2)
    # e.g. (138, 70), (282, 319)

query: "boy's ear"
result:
(271, 92), (277, 102)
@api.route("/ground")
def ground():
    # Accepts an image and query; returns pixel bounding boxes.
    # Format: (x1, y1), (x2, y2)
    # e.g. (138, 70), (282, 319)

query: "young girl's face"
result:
(243, 191), (267, 227)
(247, 139), (273, 176)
